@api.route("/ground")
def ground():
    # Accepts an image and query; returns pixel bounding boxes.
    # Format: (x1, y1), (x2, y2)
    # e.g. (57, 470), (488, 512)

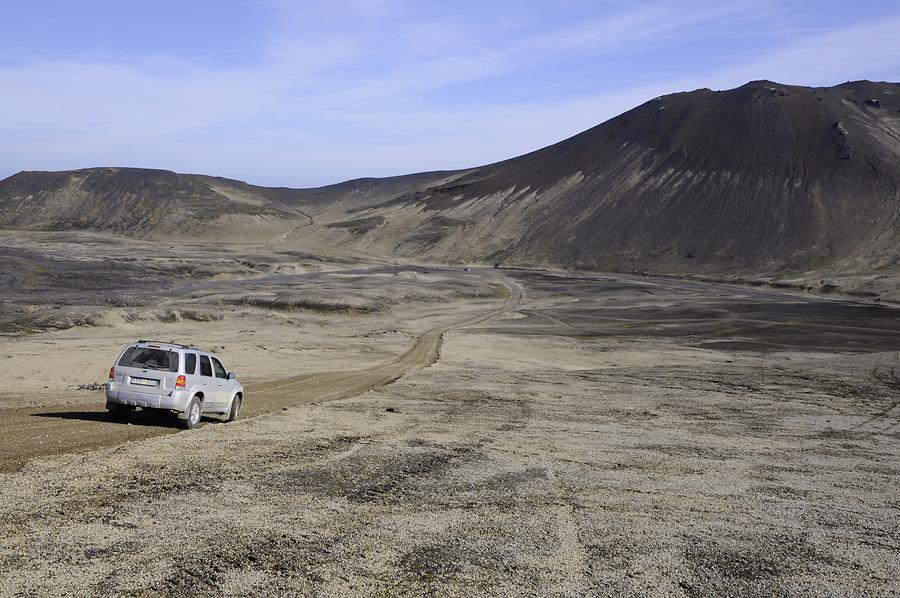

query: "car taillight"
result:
(108, 367), (115, 381)
(175, 375), (186, 389)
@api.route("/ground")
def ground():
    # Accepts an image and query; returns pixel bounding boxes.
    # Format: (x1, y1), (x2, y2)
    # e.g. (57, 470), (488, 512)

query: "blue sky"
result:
(2, 0), (899, 187)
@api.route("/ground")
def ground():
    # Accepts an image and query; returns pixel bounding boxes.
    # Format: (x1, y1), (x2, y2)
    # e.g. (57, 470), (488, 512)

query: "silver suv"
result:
(105, 340), (244, 429)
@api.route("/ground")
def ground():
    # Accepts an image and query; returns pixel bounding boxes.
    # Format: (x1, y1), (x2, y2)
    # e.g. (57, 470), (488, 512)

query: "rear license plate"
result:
(131, 377), (158, 387)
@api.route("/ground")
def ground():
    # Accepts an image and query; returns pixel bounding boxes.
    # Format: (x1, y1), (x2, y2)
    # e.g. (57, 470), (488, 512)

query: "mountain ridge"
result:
(2, 79), (899, 281)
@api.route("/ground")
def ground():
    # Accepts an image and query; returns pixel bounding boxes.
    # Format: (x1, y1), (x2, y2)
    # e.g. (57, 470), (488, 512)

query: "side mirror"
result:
(227, 372), (235, 380)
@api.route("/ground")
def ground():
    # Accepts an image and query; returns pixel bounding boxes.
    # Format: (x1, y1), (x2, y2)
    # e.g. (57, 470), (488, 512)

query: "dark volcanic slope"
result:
(0, 167), (452, 235)
(356, 80), (900, 273)
(0, 168), (297, 233)
(2, 80), (899, 274)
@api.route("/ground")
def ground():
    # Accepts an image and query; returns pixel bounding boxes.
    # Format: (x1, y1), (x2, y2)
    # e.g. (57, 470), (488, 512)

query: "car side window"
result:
(211, 357), (227, 379)
(185, 353), (197, 375)
(200, 355), (213, 377)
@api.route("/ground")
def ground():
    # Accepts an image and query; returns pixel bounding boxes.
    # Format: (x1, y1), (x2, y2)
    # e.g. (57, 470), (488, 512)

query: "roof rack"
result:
(136, 339), (195, 350)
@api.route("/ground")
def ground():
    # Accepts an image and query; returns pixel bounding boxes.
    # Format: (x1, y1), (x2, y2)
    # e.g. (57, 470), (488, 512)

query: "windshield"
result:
(117, 347), (180, 372)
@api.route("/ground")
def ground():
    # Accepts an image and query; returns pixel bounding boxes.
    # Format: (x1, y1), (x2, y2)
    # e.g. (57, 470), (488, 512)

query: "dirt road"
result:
(0, 276), (522, 473)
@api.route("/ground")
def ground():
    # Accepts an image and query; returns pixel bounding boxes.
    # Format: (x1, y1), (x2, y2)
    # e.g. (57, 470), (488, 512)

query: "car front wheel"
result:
(225, 395), (241, 423)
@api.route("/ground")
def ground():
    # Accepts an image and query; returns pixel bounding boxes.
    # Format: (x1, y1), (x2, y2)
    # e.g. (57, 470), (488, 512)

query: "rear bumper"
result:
(106, 384), (192, 413)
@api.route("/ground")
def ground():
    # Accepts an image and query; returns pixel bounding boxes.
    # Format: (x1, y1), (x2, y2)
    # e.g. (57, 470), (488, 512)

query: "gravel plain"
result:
(1, 236), (899, 597)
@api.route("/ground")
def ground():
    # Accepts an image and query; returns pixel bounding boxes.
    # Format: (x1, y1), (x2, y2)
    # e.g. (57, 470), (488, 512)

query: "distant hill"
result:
(2, 80), (899, 279)
(0, 167), (449, 237)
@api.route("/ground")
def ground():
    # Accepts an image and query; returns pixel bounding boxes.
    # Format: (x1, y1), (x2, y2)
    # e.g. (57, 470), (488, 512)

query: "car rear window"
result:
(200, 355), (213, 377)
(185, 353), (197, 375)
(117, 347), (180, 372)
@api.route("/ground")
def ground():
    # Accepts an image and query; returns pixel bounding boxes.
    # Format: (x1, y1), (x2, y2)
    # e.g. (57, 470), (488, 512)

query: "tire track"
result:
(0, 275), (522, 473)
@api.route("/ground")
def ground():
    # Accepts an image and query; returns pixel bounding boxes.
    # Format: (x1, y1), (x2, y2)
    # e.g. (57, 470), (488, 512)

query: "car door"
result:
(210, 356), (230, 410)
(198, 354), (219, 411)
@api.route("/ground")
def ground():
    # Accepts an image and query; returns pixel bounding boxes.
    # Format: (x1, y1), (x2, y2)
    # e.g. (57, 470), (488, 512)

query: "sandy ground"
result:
(1, 234), (900, 596)
(0, 243), (515, 472)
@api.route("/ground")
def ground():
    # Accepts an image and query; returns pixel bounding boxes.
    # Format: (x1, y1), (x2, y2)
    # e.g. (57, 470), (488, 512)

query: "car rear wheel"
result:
(107, 402), (134, 420)
(180, 396), (202, 430)
(225, 395), (241, 423)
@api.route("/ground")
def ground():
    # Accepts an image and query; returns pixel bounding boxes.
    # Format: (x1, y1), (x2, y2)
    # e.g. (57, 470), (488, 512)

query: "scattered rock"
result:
(76, 383), (104, 391)
(865, 98), (881, 107)
(385, 407), (400, 413)
(764, 86), (790, 97)
(832, 121), (851, 159)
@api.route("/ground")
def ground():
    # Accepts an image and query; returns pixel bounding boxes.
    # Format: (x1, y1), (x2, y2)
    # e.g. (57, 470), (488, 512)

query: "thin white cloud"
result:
(1, 1), (898, 186)
(714, 14), (900, 86)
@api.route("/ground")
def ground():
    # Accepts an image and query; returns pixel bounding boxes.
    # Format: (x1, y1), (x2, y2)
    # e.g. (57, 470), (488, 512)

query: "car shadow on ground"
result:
(30, 409), (187, 428)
